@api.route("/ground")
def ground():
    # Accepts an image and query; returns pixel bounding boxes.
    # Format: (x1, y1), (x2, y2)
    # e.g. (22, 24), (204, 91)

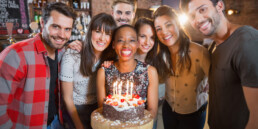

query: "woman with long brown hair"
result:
(153, 5), (210, 129)
(60, 13), (117, 129)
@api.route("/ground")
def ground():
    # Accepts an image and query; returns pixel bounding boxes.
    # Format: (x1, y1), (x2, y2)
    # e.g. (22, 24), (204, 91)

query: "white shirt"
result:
(60, 49), (98, 105)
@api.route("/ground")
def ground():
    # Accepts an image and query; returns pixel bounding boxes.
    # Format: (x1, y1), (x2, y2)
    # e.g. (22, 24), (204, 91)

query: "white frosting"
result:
(104, 94), (145, 111)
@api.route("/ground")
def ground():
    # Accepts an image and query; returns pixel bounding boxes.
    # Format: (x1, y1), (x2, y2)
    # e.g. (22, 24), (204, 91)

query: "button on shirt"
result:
(0, 34), (64, 129)
(165, 43), (210, 114)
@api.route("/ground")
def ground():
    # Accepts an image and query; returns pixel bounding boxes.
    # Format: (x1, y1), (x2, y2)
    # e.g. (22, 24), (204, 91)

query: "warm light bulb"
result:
(227, 9), (234, 15)
(178, 13), (188, 25)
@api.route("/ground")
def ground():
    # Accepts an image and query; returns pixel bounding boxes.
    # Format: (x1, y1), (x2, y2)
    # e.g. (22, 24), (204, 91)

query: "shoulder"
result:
(147, 65), (158, 75)
(189, 42), (209, 56)
(232, 26), (258, 43)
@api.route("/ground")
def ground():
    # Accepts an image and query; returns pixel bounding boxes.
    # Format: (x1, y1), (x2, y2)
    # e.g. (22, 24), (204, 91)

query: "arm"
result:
(61, 81), (84, 129)
(96, 68), (106, 107)
(147, 66), (159, 118)
(243, 86), (258, 129)
(0, 48), (24, 128)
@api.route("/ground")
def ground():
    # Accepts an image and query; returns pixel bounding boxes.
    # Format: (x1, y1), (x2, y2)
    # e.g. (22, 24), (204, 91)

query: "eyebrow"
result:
(196, 4), (206, 11)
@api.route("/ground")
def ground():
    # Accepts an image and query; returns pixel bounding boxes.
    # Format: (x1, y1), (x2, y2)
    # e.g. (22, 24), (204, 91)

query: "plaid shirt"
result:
(0, 34), (64, 129)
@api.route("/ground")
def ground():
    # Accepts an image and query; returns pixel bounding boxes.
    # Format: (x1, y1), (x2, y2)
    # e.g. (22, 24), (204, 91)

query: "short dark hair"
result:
(180, 0), (223, 12)
(112, 0), (137, 12)
(42, 2), (77, 25)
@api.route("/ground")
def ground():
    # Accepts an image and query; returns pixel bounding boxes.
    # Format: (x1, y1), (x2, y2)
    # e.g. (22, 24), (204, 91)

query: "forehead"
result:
(48, 10), (73, 28)
(116, 27), (136, 37)
(113, 3), (134, 12)
(139, 24), (154, 32)
(155, 15), (174, 26)
(188, 0), (213, 13)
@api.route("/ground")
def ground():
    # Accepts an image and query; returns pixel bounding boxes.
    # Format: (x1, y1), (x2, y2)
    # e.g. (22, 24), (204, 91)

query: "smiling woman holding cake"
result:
(96, 25), (159, 120)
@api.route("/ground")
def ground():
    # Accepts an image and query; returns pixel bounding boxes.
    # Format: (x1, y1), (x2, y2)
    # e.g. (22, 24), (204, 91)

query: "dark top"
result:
(104, 60), (149, 99)
(47, 51), (58, 125)
(208, 26), (258, 129)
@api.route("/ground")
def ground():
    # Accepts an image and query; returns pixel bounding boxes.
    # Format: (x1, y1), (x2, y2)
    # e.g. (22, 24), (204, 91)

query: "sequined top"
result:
(103, 60), (149, 100)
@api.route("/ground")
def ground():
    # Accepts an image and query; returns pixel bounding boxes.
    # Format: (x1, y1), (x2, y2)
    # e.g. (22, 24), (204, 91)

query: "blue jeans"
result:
(47, 115), (63, 129)
(162, 100), (207, 129)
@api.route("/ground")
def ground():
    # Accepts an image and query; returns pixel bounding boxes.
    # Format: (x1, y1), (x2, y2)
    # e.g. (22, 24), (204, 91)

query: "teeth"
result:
(142, 45), (150, 49)
(98, 42), (105, 46)
(122, 50), (131, 55)
(200, 21), (209, 29)
(164, 35), (172, 40)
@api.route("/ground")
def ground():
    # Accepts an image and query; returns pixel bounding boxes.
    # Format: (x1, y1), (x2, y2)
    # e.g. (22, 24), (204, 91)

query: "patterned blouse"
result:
(103, 60), (149, 100)
(165, 42), (210, 114)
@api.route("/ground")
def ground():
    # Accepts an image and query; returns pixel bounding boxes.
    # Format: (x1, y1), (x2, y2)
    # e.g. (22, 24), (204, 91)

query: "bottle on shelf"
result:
(42, 0), (47, 7)
(73, 0), (79, 9)
(37, 0), (42, 8)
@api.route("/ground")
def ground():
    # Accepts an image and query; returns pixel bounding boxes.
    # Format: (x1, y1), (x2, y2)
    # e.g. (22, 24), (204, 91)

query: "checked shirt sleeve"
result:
(0, 48), (26, 128)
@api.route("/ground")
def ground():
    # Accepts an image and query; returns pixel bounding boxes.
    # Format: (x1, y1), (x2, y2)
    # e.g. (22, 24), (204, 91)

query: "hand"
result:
(68, 40), (82, 52)
(102, 61), (113, 68)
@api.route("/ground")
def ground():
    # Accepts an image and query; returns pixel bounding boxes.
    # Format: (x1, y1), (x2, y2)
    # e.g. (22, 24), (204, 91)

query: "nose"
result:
(195, 13), (205, 25)
(58, 29), (66, 39)
(99, 33), (105, 41)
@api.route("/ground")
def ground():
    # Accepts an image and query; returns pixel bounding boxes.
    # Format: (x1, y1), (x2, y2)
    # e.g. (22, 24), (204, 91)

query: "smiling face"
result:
(91, 26), (112, 54)
(138, 24), (155, 54)
(41, 10), (73, 50)
(154, 15), (180, 47)
(187, 0), (222, 36)
(112, 3), (135, 26)
(113, 26), (138, 61)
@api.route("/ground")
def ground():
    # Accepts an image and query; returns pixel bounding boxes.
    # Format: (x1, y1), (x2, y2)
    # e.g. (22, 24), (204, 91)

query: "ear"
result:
(40, 18), (44, 29)
(111, 9), (114, 16)
(216, 1), (225, 13)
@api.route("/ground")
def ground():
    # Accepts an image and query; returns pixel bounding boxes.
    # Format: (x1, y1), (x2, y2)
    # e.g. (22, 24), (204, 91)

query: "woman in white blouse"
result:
(153, 5), (210, 129)
(60, 13), (117, 129)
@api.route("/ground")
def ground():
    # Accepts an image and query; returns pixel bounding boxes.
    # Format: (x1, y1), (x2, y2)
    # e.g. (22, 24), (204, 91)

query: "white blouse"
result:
(165, 42), (210, 114)
(60, 49), (98, 105)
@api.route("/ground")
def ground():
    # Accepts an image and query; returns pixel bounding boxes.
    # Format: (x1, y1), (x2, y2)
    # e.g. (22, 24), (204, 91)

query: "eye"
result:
(130, 39), (136, 43)
(155, 27), (161, 32)
(116, 11), (122, 15)
(52, 25), (59, 29)
(199, 7), (207, 14)
(65, 28), (71, 32)
(125, 11), (131, 15)
(139, 34), (145, 38)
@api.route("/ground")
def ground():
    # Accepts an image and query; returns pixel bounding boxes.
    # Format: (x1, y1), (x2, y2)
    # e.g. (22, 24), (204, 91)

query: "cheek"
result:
(138, 38), (145, 45)
(156, 32), (163, 41)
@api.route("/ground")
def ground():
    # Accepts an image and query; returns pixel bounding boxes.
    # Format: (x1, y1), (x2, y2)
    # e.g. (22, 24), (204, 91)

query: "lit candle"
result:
(113, 81), (117, 96)
(119, 81), (122, 96)
(130, 82), (133, 97)
(116, 81), (118, 96)
(126, 80), (129, 95)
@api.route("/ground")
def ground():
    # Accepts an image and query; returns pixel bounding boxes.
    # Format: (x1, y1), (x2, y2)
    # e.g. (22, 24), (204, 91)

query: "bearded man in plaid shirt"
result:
(0, 2), (77, 129)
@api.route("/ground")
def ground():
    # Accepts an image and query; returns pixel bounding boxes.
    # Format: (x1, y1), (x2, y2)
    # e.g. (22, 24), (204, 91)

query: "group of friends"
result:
(0, 0), (257, 129)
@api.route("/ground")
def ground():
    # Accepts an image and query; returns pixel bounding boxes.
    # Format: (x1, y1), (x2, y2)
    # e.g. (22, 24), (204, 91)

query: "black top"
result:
(208, 26), (258, 129)
(47, 51), (58, 125)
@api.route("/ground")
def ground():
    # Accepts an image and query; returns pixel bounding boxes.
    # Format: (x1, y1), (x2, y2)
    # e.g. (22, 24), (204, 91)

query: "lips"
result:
(141, 45), (151, 51)
(52, 36), (66, 45)
(198, 21), (210, 32)
(163, 35), (172, 41)
(96, 41), (106, 47)
(121, 48), (132, 57)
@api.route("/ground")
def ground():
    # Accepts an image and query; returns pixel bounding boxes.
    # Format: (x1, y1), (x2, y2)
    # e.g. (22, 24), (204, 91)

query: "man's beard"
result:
(202, 11), (221, 36)
(42, 28), (66, 50)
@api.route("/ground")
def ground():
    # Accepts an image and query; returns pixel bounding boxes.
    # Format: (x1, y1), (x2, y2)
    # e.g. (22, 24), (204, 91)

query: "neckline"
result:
(113, 59), (139, 75)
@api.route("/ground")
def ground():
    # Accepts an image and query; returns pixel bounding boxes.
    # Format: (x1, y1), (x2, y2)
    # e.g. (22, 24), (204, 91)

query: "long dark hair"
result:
(80, 13), (117, 76)
(134, 17), (167, 82)
(153, 5), (191, 78)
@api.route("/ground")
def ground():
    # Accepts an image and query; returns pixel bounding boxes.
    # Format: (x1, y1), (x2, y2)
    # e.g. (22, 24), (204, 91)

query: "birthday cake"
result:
(103, 94), (145, 122)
